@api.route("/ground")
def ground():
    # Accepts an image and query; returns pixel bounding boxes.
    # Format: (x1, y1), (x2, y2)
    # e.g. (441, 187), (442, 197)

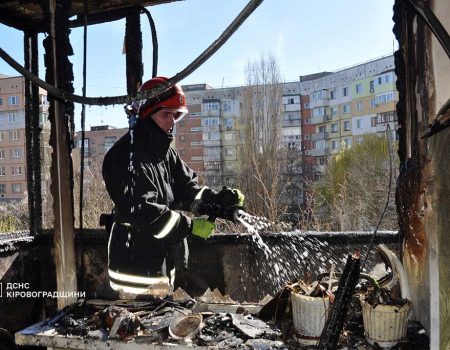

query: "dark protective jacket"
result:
(102, 117), (215, 295)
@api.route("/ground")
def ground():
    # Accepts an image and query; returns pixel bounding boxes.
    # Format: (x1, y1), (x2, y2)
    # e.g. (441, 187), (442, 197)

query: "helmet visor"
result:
(174, 107), (188, 123)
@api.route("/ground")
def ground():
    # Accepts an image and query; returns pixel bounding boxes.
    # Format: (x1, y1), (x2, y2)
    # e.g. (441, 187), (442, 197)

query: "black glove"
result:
(213, 186), (245, 208)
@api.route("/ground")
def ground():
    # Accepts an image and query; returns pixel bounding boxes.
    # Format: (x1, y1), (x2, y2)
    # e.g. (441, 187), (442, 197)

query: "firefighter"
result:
(102, 77), (244, 297)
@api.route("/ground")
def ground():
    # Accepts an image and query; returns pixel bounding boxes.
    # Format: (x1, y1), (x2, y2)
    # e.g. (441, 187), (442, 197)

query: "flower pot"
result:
(291, 292), (329, 345)
(361, 299), (412, 348)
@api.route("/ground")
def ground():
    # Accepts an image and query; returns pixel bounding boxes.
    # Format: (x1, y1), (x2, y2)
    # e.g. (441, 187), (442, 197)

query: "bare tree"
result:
(72, 154), (114, 229)
(236, 54), (288, 224)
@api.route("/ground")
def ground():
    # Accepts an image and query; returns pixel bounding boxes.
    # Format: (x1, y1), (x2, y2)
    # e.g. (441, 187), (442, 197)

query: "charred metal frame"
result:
(24, 31), (42, 235)
(393, 0), (429, 266)
(42, 0), (78, 309)
(125, 7), (144, 95)
(318, 254), (361, 349)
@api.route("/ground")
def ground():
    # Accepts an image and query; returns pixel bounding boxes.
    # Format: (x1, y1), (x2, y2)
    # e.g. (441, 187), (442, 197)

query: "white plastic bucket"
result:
(291, 292), (330, 345)
(361, 299), (412, 348)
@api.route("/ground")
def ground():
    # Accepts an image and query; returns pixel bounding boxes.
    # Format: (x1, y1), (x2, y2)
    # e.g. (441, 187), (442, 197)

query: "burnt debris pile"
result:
(49, 291), (289, 349)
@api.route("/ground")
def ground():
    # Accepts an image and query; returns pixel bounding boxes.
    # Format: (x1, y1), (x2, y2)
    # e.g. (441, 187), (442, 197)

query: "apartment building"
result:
(180, 84), (244, 189)
(299, 55), (398, 173)
(74, 125), (128, 173)
(0, 75), (49, 202)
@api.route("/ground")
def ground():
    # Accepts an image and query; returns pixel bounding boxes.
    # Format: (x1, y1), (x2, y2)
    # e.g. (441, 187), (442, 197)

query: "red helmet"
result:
(138, 77), (188, 122)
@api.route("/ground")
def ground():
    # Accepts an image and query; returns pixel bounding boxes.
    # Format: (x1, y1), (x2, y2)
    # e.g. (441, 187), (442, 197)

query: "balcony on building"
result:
(202, 125), (220, 133)
(310, 115), (328, 125)
(309, 89), (330, 108)
(282, 120), (301, 127)
(308, 148), (329, 157)
(202, 140), (221, 147)
(310, 132), (329, 141)
(201, 99), (221, 117)
(200, 109), (221, 117)
(283, 103), (301, 112)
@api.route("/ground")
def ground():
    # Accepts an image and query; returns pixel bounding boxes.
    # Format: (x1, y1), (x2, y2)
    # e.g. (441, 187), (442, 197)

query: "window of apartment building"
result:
(0, 149), (4, 159)
(202, 131), (220, 141)
(331, 123), (338, 133)
(375, 92), (394, 105)
(190, 127), (202, 132)
(377, 111), (397, 123)
(179, 135), (185, 142)
(377, 76), (382, 85)
(344, 120), (351, 131)
(202, 117), (219, 126)
(0, 166), (5, 176)
(303, 103), (310, 109)
(343, 104), (351, 114)
(342, 87), (349, 97)
(344, 138), (352, 148)
(104, 136), (116, 151)
(356, 101), (363, 111)
(12, 183), (22, 193)
(0, 184), (5, 193)
(191, 141), (203, 146)
(331, 106), (338, 117)
(204, 147), (220, 156)
(0, 132), (3, 142)
(178, 121), (185, 127)
(331, 140), (339, 150)
(355, 83), (363, 94)
(223, 101), (232, 112)
(77, 138), (89, 149)
(330, 90), (335, 100)
(224, 133), (233, 142)
(12, 166), (22, 176)
(8, 112), (17, 123)
(356, 136), (364, 144)
(313, 107), (325, 117)
(371, 116), (377, 127)
(0, 97), (2, 105)
(318, 125), (326, 133)
(180, 150), (186, 156)
(204, 102), (219, 110)
(0, 115), (3, 124)
(223, 118), (233, 128)
(318, 157), (327, 165)
(356, 119), (363, 129)
(8, 96), (19, 106)
(10, 130), (19, 141)
(191, 156), (203, 161)
(313, 140), (326, 150)
(225, 148), (234, 156)
(370, 98), (376, 108)
(11, 148), (21, 159)
(369, 80), (375, 93)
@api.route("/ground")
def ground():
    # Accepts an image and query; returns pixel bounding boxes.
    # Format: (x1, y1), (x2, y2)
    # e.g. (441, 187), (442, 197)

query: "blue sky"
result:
(0, 0), (396, 129)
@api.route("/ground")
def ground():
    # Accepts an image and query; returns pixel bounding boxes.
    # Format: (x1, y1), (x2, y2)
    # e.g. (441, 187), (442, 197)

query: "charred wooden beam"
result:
(24, 30), (42, 235)
(42, 0), (77, 309)
(125, 7), (143, 95)
(69, 6), (135, 28)
(318, 254), (361, 349)
(0, 0), (180, 32)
